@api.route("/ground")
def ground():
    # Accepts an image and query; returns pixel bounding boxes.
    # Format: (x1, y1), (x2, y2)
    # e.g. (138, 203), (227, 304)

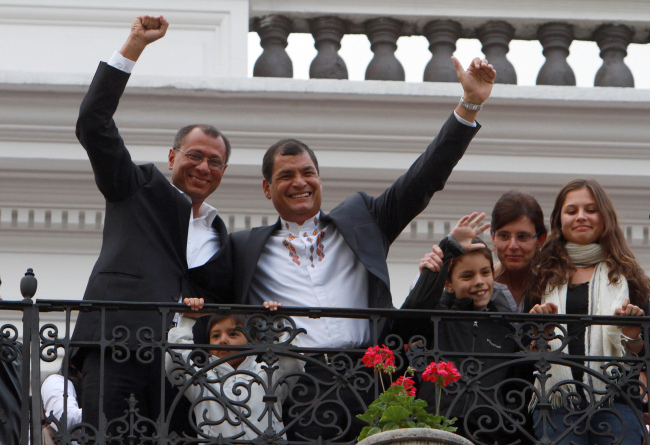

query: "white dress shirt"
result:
(41, 374), (82, 431)
(248, 213), (370, 349)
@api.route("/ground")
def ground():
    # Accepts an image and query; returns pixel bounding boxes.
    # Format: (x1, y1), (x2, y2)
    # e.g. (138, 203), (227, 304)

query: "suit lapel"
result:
(173, 189), (192, 269)
(326, 208), (390, 289)
(240, 219), (281, 301)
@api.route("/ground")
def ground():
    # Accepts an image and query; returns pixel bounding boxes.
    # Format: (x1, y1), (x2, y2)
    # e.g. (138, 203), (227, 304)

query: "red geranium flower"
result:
(422, 361), (461, 388)
(362, 345), (395, 374)
(392, 376), (416, 396)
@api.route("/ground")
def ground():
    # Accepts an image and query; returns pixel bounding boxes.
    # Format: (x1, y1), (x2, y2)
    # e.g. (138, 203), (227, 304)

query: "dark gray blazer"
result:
(72, 62), (233, 348)
(231, 113), (480, 339)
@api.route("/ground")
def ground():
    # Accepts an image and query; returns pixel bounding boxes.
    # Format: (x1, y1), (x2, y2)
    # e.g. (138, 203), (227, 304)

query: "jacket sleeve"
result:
(396, 236), (462, 341)
(76, 62), (148, 202)
(366, 114), (480, 245)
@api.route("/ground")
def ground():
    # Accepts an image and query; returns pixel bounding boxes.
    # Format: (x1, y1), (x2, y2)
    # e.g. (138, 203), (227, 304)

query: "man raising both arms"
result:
(71, 15), (233, 436)
(231, 56), (496, 441)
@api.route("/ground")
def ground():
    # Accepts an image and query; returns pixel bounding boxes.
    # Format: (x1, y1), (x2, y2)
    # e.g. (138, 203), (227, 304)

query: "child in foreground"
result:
(165, 298), (303, 441)
(400, 213), (529, 444)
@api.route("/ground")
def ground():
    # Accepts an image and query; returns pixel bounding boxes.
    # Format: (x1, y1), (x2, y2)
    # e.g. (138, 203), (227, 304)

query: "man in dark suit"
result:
(71, 15), (232, 433)
(230, 56), (496, 441)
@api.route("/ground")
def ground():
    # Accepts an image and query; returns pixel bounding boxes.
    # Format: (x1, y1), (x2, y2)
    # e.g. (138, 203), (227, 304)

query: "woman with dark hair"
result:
(489, 190), (547, 312)
(528, 178), (649, 444)
(417, 190), (546, 312)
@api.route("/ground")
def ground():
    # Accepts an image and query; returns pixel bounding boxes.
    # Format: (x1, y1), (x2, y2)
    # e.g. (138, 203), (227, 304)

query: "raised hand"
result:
(120, 15), (170, 62)
(452, 56), (496, 106)
(450, 212), (491, 252)
(419, 245), (444, 273)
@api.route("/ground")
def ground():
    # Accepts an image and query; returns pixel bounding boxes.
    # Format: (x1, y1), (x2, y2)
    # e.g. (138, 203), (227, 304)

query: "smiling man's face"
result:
(263, 151), (323, 225)
(168, 128), (227, 205)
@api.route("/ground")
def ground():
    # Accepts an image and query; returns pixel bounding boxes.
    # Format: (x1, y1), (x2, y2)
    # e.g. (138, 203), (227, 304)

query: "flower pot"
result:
(356, 428), (473, 445)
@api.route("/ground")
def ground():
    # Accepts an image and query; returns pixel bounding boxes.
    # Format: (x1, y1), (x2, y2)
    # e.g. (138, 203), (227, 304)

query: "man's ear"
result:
(262, 179), (272, 200)
(168, 148), (176, 170)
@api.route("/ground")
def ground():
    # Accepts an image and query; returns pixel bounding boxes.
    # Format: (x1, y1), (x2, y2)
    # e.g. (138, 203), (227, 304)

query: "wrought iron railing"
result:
(1, 270), (649, 444)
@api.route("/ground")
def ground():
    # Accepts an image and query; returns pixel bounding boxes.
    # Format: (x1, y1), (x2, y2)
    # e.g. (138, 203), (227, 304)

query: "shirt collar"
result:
(279, 212), (324, 236)
(172, 184), (218, 225)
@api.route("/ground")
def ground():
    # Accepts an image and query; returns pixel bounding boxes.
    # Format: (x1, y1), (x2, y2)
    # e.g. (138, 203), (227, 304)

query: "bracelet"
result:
(459, 97), (483, 111)
(622, 334), (643, 344)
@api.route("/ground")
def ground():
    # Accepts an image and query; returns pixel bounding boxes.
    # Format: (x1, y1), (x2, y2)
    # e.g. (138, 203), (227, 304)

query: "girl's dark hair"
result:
(446, 238), (494, 280)
(206, 314), (262, 341)
(205, 314), (246, 338)
(491, 190), (546, 235)
(528, 178), (650, 306)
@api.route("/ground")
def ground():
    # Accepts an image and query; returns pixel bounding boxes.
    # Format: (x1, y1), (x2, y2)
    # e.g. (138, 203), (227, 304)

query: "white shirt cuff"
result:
(107, 50), (136, 74)
(454, 110), (477, 127)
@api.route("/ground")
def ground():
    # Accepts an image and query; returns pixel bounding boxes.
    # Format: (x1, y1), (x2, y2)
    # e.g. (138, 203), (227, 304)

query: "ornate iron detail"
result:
(2, 292), (649, 444)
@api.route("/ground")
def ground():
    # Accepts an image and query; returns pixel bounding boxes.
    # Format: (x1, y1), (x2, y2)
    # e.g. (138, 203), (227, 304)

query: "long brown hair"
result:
(529, 178), (650, 306)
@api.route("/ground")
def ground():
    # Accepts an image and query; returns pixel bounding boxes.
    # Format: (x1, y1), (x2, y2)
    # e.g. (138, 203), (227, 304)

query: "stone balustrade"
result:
(249, 0), (650, 87)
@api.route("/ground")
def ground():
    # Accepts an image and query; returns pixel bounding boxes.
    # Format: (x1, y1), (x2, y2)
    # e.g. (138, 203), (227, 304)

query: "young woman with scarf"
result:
(528, 178), (650, 445)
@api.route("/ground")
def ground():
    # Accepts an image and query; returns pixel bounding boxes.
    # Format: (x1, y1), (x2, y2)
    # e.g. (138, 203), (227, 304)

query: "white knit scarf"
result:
(531, 262), (627, 409)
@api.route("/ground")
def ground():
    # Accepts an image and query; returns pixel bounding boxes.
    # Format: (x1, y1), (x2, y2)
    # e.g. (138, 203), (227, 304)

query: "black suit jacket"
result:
(231, 113), (480, 339)
(71, 63), (233, 348)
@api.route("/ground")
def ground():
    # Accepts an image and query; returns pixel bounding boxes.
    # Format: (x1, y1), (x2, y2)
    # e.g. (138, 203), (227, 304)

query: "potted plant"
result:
(356, 345), (473, 445)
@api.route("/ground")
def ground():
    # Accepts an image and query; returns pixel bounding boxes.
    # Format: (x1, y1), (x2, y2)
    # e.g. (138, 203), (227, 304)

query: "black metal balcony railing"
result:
(2, 270), (649, 445)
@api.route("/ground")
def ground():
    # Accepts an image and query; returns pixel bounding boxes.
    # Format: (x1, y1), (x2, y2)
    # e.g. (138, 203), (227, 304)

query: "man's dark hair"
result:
(173, 124), (231, 164)
(262, 139), (319, 182)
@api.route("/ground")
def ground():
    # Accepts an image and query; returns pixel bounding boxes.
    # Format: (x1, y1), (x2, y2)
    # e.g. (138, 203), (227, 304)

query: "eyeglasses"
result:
(494, 231), (541, 243)
(174, 148), (226, 171)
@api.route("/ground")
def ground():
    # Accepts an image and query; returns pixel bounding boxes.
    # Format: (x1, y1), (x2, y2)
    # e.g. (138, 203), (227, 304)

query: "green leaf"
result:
(357, 412), (377, 423)
(382, 422), (399, 431)
(381, 405), (411, 424)
(368, 427), (382, 436)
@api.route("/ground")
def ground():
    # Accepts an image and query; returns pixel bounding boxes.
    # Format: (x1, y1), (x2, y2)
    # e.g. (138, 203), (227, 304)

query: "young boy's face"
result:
(209, 318), (248, 369)
(444, 251), (494, 311)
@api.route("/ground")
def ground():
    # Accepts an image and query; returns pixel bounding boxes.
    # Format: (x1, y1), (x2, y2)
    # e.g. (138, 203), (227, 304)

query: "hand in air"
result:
(452, 56), (496, 106)
(451, 212), (491, 252)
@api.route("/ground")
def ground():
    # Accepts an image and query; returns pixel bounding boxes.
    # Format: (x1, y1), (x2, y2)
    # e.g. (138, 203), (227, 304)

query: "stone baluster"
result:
(309, 16), (348, 79)
(423, 20), (462, 83)
(253, 15), (293, 78)
(593, 24), (634, 87)
(536, 23), (576, 86)
(477, 21), (517, 84)
(365, 18), (405, 81)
